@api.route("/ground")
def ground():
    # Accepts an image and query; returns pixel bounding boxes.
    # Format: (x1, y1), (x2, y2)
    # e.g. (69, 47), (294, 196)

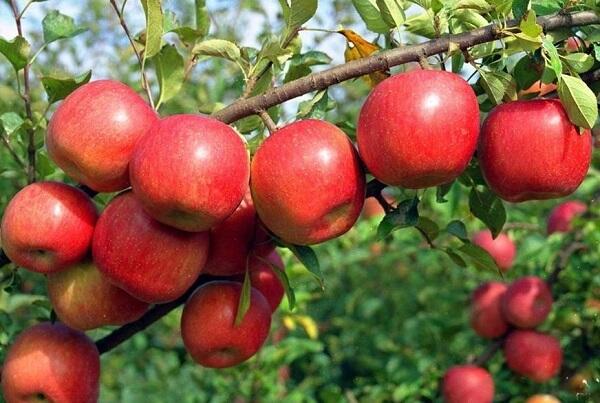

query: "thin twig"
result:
(108, 0), (155, 109)
(257, 110), (278, 133)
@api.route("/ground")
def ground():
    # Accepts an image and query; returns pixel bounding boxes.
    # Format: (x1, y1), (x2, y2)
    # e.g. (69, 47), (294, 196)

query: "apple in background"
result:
(1, 322), (100, 403)
(472, 230), (516, 272)
(234, 250), (285, 312)
(565, 36), (584, 52)
(442, 365), (494, 403)
(203, 190), (274, 276)
(502, 276), (553, 328)
(130, 114), (249, 232)
(357, 70), (479, 189)
(46, 80), (158, 192)
(92, 192), (209, 303)
(251, 119), (365, 245)
(525, 395), (561, 403)
(47, 260), (149, 331)
(478, 99), (591, 202)
(504, 330), (563, 382)
(470, 282), (509, 339)
(1, 181), (97, 274)
(517, 81), (557, 99)
(180, 281), (272, 368)
(361, 193), (394, 220)
(547, 200), (587, 234)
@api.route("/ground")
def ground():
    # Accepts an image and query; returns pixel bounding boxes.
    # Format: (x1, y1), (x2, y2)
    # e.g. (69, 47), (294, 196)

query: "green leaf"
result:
(377, 0), (405, 28)
(446, 220), (469, 241)
(288, 244), (323, 289)
(257, 254), (296, 310)
(195, 0), (210, 37)
(557, 74), (599, 129)
(377, 197), (419, 239)
(449, 9), (488, 34)
(512, 0), (530, 21)
(513, 55), (542, 90)
(297, 90), (328, 119)
(140, 0), (163, 60)
(436, 181), (454, 203)
(456, 0), (491, 11)
(458, 160), (486, 187)
(445, 248), (467, 267)
(193, 39), (242, 63)
(531, 0), (563, 15)
(513, 32), (543, 52)
(42, 10), (87, 44)
(542, 37), (562, 78)
(0, 112), (25, 136)
(594, 44), (600, 62)
(457, 243), (501, 272)
(234, 269), (252, 326)
(154, 45), (184, 107)
(416, 216), (439, 242)
(0, 36), (30, 71)
(405, 11), (440, 39)
(284, 0), (318, 35)
(479, 70), (516, 105)
(469, 187), (506, 237)
(41, 70), (92, 104)
(519, 9), (542, 37)
(352, 0), (389, 34)
(562, 53), (595, 74)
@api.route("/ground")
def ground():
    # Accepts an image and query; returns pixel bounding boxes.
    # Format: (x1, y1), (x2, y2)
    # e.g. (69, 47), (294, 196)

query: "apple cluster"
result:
(0, 65), (592, 402)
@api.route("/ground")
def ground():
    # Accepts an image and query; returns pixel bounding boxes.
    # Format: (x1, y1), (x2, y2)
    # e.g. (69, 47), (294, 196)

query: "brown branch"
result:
(109, 0), (155, 109)
(213, 11), (600, 124)
(10, 0), (36, 183)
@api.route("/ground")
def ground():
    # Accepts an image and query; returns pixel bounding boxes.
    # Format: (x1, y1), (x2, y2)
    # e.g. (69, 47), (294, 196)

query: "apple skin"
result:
(479, 99), (592, 202)
(251, 119), (365, 245)
(92, 192), (209, 303)
(47, 260), (149, 330)
(502, 276), (553, 328)
(180, 281), (272, 368)
(130, 114), (249, 232)
(1, 322), (100, 403)
(525, 395), (561, 403)
(203, 191), (274, 276)
(470, 282), (509, 339)
(46, 80), (158, 192)
(565, 36), (584, 52)
(234, 250), (285, 312)
(1, 181), (98, 274)
(442, 365), (494, 403)
(504, 330), (563, 382)
(472, 230), (516, 272)
(357, 70), (480, 188)
(547, 200), (587, 234)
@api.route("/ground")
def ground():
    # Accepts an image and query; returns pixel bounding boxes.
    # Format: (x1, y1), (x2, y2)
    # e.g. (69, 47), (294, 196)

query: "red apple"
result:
(1, 322), (100, 403)
(46, 80), (158, 192)
(502, 276), (553, 328)
(361, 193), (394, 220)
(547, 200), (587, 234)
(357, 70), (480, 188)
(47, 260), (149, 330)
(504, 330), (563, 382)
(251, 119), (365, 245)
(130, 114), (249, 232)
(234, 250), (285, 312)
(472, 230), (516, 272)
(203, 190), (274, 276)
(525, 395), (561, 403)
(479, 99), (592, 202)
(180, 281), (272, 368)
(1, 181), (97, 274)
(442, 365), (494, 403)
(470, 282), (509, 339)
(565, 36), (584, 52)
(92, 192), (209, 303)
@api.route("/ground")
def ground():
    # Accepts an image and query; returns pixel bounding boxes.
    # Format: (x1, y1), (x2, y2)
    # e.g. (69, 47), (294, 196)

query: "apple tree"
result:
(0, 0), (599, 401)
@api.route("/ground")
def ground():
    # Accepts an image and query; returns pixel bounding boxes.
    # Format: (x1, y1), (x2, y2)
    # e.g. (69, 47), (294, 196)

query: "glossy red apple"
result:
(181, 281), (272, 368)
(235, 250), (285, 312)
(479, 99), (592, 202)
(130, 114), (249, 232)
(1, 322), (100, 403)
(46, 80), (158, 192)
(47, 260), (149, 330)
(357, 70), (480, 188)
(472, 230), (516, 272)
(504, 330), (563, 382)
(1, 181), (97, 274)
(92, 192), (209, 303)
(251, 119), (365, 245)
(547, 200), (587, 234)
(203, 190), (273, 276)
(470, 282), (509, 339)
(502, 276), (553, 328)
(442, 365), (494, 403)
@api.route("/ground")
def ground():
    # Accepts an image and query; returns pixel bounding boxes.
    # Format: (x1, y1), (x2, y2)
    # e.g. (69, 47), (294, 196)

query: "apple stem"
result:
(257, 110), (278, 134)
(418, 53), (432, 70)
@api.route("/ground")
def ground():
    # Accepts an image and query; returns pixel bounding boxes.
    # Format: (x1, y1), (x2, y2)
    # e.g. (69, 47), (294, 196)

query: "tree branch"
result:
(213, 11), (600, 124)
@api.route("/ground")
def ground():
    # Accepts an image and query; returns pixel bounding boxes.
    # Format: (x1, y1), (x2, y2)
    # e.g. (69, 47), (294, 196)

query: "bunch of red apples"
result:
(0, 66), (592, 402)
